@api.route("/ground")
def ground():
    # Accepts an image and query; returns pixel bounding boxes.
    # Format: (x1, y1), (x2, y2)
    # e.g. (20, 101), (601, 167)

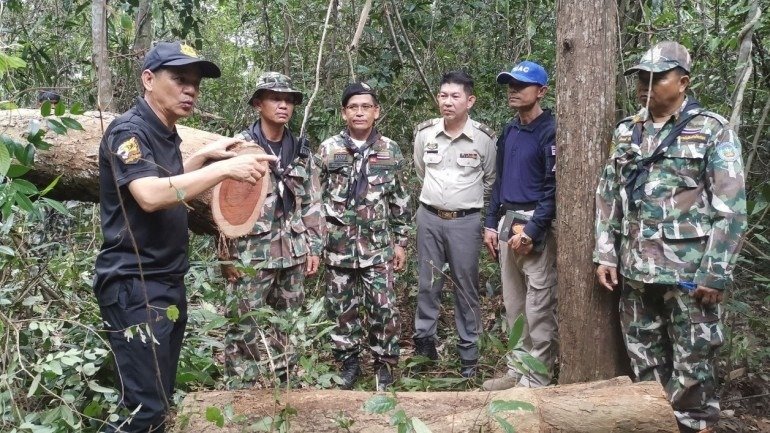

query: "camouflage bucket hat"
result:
(248, 72), (303, 105)
(624, 41), (692, 76)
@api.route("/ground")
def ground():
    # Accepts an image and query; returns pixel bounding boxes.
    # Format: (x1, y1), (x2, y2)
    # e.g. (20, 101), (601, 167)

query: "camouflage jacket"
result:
(224, 124), (324, 269)
(316, 130), (411, 268)
(594, 98), (747, 290)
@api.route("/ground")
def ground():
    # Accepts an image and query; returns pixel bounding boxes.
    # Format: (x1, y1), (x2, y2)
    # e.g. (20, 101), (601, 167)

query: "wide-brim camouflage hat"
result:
(247, 72), (303, 106)
(624, 41), (692, 76)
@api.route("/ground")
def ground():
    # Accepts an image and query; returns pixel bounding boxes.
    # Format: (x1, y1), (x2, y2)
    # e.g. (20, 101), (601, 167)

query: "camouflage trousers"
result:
(620, 279), (724, 430)
(224, 264), (306, 385)
(325, 261), (401, 365)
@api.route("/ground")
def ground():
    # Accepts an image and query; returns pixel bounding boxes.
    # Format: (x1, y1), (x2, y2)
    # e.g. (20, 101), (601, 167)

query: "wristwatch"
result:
(519, 233), (532, 246)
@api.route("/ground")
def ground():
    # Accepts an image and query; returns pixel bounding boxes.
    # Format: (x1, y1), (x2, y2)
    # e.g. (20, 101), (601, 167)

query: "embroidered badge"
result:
(426, 142), (438, 151)
(551, 145), (556, 156)
(116, 137), (142, 164)
(376, 151), (391, 160)
(716, 142), (739, 162)
(459, 152), (478, 159)
(333, 152), (349, 162)
(180, 44), (198, 58)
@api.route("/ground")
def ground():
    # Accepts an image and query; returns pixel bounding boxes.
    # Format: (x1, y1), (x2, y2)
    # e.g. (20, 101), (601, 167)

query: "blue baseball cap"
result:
(142, 41), (221, 78)
(496, 61), (548, 86)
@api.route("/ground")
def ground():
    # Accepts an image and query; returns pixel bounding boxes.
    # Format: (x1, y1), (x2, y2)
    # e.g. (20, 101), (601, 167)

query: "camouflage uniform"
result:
(316, 129), (411, 365)
(223, 75), (323, 382)
(594, 90), (747, 429)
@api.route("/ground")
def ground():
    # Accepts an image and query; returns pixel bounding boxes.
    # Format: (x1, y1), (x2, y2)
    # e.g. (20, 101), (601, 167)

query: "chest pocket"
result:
(285, 162), (309, 198)
(612, 145), (640, 186)
(456, 152), (481, 169)
(654, 142), (707, 188)
(423, 152), (442, 165)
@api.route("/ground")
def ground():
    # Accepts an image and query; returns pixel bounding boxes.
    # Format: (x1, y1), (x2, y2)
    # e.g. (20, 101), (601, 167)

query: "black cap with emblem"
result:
(341, 82), (378, 106)
(142, 41), (221, 78)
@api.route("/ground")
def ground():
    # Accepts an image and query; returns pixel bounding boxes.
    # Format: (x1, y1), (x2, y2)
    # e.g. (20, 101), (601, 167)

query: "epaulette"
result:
(615, 115), (634, 128)
(698, 110), (728, 125)
(414, 118), (440, 134)
(473, 120), (495, 139)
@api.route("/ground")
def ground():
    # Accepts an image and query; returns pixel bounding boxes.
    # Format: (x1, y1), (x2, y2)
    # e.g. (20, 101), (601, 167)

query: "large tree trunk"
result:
(0, 109), (223, 235)
(91, 0), (115, 112)
(555, 1), (630, 383)
(175, 377), (678, 432)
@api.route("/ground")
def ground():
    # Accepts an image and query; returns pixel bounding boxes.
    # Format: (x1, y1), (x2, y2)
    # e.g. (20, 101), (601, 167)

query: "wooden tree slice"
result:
(211, 144), (271, 238)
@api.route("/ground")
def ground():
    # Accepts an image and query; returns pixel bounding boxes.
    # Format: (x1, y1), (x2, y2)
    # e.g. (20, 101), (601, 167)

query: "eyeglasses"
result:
(345, 104), (376, 112)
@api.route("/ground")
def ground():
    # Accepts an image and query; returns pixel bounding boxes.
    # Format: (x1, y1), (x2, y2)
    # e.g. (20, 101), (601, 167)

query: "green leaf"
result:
(0, 142), (10, 177)
(519, 353), (549, 375)
(70, 102), (85, 115)
(493, 415), (517, 433)
(507, 314), (526, 351)
(14, 191), (35, 213)
(37, 176), (61, 197)
(12, 179), (38, 195)
(205, 406), (225, 427)
(0, 101), (18, 110)
(7, 164), (31, 177)
(40, 197), (70, 216)
(0, 245), (15, 256)
(59, 116), (84, 131)
(40, 100), (52, 117)
(488, 400), (535, 414)
(46, 118), (67, 135)
(87, 380), (116, 394)
(363, 395), (396, 414)
(167, 305), (180, 321)
(27, 374), (41, 397)
(411, 417), (433, 433)
(54, 101), (65, 116)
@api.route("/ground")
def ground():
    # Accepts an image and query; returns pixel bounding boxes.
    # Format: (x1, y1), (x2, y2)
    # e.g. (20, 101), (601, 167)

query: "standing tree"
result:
(554, 0), (630, 383)
(91, 0), (114, 111)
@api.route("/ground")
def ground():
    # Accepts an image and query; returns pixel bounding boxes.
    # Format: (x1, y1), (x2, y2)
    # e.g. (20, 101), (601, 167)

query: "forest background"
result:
(0, 0), (768, 431)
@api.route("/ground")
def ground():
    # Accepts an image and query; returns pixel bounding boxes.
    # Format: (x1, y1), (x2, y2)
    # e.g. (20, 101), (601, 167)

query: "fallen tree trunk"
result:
(176, 376), (679, 432)
(0, 108), (226, 234)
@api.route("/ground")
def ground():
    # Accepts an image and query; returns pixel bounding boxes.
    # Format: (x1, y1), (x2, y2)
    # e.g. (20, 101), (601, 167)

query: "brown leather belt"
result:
(421, 202), (480, 220)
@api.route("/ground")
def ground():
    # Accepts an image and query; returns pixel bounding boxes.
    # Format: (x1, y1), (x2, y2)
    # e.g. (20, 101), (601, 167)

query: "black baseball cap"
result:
(341, 82), (377, 106)
(141, 41), (221, 78)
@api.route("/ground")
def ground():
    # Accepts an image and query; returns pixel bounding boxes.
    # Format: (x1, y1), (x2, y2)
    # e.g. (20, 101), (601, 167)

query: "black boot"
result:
(375, 362), (394, 391)
(460, 358), (477, 378)
(413, 337), (438, 361)
(339, 356), (361, 390)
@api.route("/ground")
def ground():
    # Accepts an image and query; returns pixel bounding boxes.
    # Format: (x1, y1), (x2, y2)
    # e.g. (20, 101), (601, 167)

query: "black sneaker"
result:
(339, 356), (361, 390)
(375, 362), (394, 391)
(413, 337), (438, 361)
(460, 359), (477, 378)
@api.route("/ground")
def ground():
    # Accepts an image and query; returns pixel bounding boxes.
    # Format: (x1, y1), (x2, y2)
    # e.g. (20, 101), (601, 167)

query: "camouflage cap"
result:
(248, 72), (303, 106)
(624, 41), (692, 76)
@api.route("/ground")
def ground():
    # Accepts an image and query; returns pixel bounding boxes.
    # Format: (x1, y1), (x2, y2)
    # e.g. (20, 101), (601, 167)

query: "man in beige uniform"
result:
(413, 71), (496, 378)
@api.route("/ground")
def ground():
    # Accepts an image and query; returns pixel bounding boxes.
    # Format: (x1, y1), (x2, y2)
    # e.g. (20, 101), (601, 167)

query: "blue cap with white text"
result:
(496, 61), (548, 86)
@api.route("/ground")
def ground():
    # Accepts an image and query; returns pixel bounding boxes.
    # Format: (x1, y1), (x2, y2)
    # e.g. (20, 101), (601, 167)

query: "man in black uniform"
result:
(94, 41), (275, 433)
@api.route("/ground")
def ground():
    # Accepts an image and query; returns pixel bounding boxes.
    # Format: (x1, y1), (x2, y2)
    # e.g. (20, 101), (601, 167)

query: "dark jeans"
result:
(97, 277), (187, 433)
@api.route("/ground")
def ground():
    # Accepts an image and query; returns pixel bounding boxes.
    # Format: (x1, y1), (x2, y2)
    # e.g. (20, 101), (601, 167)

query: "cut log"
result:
(175, 376), (679, 432)
(0, 108), (228, 234)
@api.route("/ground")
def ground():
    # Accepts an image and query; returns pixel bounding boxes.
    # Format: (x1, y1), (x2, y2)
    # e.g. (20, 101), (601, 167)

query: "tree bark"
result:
(91, 0), (114, 112)
(175, 377), (678, 432)
(0, 109), (222, 235)
(132, 0), (154, 96)
(555, 0), (630, 383)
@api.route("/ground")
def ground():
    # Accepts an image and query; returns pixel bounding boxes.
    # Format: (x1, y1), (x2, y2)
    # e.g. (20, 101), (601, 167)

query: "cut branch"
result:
(176, 377), (679, 432)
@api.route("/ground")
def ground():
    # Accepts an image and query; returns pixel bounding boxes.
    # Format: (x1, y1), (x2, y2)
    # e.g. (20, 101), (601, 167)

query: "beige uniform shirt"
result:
(413, 117), (497, 211)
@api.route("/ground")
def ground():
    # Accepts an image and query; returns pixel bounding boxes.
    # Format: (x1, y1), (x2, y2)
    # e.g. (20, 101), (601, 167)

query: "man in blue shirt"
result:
(482, 60), (558, 390)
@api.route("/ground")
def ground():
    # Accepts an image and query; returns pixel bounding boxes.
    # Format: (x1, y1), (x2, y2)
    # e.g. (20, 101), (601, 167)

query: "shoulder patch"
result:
(116, 137), (142, 164)
(414, 118), (440, 133)
(473, 121), (495, 139)
(715, 142), (739, 162)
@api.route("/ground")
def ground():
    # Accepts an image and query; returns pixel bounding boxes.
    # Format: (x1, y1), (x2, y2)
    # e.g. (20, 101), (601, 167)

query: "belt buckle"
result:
(437, 209), (455, 219)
